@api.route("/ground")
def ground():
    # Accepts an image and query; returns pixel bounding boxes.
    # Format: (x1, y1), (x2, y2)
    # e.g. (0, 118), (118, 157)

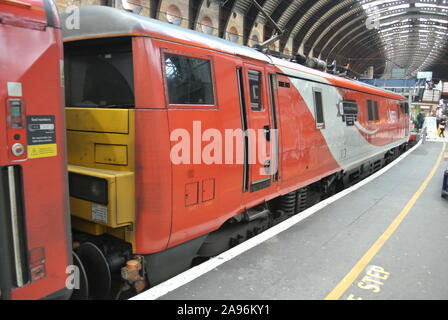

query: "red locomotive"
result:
(59, 6), (410, 299)
(0, 0), (71, 300)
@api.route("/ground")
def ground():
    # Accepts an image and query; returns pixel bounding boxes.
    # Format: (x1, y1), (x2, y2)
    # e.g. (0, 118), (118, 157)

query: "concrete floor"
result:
(160, 142), (448, 300)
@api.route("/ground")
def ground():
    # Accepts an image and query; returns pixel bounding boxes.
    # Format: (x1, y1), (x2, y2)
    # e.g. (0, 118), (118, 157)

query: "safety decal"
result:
(27, 115), (57, 159)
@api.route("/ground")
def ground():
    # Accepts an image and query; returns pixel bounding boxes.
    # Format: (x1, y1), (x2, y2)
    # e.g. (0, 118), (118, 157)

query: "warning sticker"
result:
(27, 115), (57, 159)
(28, 144), (58, 159)
(92, 203), (108, 224)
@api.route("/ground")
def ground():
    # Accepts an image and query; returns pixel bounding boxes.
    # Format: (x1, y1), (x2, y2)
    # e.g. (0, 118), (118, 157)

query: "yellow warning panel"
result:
(28, 144), (58, 159)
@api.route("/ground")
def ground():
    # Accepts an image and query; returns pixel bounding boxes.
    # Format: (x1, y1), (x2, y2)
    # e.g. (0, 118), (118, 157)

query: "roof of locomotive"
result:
(61, 5), (270, 64)
(0, 0), (51, 25)
(271, 57), (405, 100)
(61, 6), (405, 101)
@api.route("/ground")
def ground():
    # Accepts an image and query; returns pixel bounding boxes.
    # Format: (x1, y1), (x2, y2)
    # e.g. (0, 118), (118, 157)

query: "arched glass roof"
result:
(227, 0), (448, 77)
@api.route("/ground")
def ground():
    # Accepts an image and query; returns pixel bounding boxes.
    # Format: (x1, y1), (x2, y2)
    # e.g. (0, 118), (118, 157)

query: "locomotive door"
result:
(242, 63), (273, 192)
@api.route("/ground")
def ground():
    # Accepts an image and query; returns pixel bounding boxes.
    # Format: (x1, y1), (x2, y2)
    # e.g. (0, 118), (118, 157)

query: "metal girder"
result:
(385, 43), (446, 55)
(341, 30), (447, 56)
(289, 0), (337, 38)
(376, 20), (448, 35)
(378, 29), (448, 43)
(326, 12), (448, 62)
(344, 44), (397, 73)
(341, 34), (442, 69)
(376, 21), (448, 37)
(288, 0), (361, 53)
(234, 0), (253, 13)
(361, 49), (444, 75)
(219, 0), (238, 38)
(344, 30), (447, 56)
(339, 32), (446, 63)
(351, 50), (386, 75)
(254, 0), (280, 24)
(260, 0), (293, 41)
(326, 23), (378, 61)
(331, 19), (445, 52)
(387, 51), (445, 60)
(322, 17), (447, 60)
(337, 52), (384, 75)
(150, 0), (161, 18)
(242, 0), (268, 45)
(392, 53), (445, 67)
(226, 0), (448, 77)
(274, 0), (308, 29)
(291, 1), (445, 58)
(189, 0), (205, 29)
(296, 0), (358, 55)
(284, 0), (328, 44)
(331, 39), (385, 68)
(353, 52), (386, 75)
(378, 12), (448, 27)
(279, 1), (321, 51)
(310, 7), (365, 57)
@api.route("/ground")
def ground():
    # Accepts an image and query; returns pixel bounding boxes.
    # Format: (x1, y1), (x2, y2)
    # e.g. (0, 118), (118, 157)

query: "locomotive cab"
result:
(64, 37), (138, 299)
(64, 37), (136, 236)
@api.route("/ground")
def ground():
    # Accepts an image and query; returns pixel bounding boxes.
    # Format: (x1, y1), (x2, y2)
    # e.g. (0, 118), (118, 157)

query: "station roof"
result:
(228, 0), (448, 78)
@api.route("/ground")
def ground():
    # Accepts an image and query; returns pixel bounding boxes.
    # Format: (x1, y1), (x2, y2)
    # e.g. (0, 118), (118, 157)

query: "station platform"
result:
(133, 141), (448, 300)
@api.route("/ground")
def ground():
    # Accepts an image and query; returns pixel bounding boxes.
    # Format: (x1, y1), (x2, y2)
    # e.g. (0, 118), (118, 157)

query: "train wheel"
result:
(70, 252), (89, 300)
(296, 187), (308, 213)
(77, 242), (112, 300)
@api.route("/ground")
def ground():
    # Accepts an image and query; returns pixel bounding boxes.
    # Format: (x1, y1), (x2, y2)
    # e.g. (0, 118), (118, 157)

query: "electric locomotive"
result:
(61, 6), (409, 299)
(0, 0), (71, 300)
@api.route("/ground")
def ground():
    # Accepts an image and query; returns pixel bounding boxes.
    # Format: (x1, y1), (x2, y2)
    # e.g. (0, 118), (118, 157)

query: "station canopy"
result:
(225, 0), (448, 78)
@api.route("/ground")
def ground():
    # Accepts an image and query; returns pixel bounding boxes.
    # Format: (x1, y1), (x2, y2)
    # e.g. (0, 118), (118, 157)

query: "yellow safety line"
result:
(325, 142), (446, 300)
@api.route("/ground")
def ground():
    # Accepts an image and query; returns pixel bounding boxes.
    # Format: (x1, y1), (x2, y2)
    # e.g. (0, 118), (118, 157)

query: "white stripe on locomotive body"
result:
(274, 61), (407, 171)
(354, 121), (379, 135)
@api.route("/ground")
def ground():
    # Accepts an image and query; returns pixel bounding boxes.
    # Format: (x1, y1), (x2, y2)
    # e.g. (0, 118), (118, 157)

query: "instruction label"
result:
(92, 203), (108, 224)
(27, 115), (57, 159)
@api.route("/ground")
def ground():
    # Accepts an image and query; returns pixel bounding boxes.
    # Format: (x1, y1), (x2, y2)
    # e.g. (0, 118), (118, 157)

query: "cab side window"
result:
(164, 53), (214, 105)
(313, 89), (324, 129)
(248, 70), (262, 111)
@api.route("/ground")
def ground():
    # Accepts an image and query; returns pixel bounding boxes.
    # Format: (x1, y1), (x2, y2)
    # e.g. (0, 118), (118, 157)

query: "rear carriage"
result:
(0, 0), (71, 300)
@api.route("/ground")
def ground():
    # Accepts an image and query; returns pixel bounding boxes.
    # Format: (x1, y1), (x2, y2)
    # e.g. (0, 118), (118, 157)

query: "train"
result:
(60, 6), (410, 299)
(1, 3), (410, 300)
(0, 0), (71, 300)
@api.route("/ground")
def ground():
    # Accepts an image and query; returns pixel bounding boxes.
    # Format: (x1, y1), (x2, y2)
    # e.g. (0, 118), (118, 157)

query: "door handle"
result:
(264, 160), (271, 168)
(263, 125), (271, 142)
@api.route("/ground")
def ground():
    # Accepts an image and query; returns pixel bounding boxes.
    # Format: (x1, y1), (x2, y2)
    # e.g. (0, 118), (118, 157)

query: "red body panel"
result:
(0, 0), (70, 300)
(132, 35), (408, 254)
